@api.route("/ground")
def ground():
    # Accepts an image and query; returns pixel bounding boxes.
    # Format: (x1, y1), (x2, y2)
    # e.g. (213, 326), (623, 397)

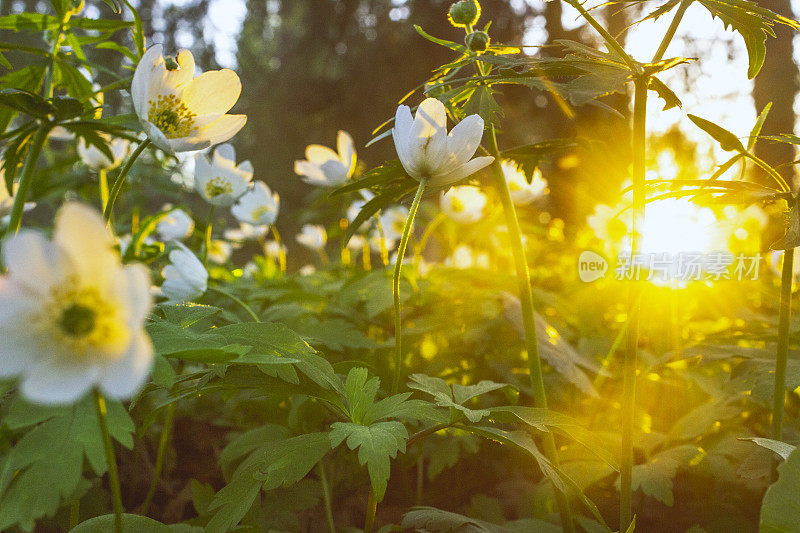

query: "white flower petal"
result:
(2, 230), (65, 291)
(99, 331), (153, 400)
(305, 144), (340, 165)
(54, 203), (119, 286)
(131, 44), (164, 118)
(141, 120), (174, 153)
(195, 114), (247, 147)
(409, 98), (448, 174)
(430, 156), (494, 188)
(21, 358), (100, 405)
(442, 114), (485, 174)
(183, 69), (242, 116)
(337, 130), (356, 174)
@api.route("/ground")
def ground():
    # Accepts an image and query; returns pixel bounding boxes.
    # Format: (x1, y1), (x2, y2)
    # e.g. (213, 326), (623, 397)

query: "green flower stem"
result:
(485, 125), (574, 533)
(202, 204), (215, 266)
(651, 0), (692, 63)
(140, 402), (176, 515)
(391, 178), (427, 395)
(208, 286), (260, 322)
(270, 226), (287, 273)
(99, 169), (110, 214)
(772, 247), (795, 444)
(43, 8), (73, 98)
(414, 211), (447, 263)
(620, 75), (649, 532)
(563, 0), (640, 74)
(104, 139), (151, 222)
(364, 487), (378, 533)
(745, 152), (791, 192)
(362, 238), (372, 270)
(318, 463), (336, 533)
(93, 389), (124, 533)
(6, 123), (50, 235)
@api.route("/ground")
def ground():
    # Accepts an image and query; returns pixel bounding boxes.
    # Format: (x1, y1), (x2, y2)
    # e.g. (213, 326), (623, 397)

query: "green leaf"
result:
(771, 196), (800, 251)
(687, 114), (746, 152)
(329, 421), (408, 501)
(0, 13), (60, 32)
(206, 432), (330, 533)
(0, 88), (55, 119)
(401, 507), (512, 532)
(760, 446), (800, 532)
(414, 25), (468, 53)
(743, 437), (796, 461)
(749, 102), (772, 150)
(71, 514), (202, 532)
(464, 85), (503, 127)
(649, 76), (682, 110)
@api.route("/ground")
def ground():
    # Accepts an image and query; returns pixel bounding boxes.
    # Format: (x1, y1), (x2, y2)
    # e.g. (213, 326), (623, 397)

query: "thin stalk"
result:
(364, 487), (377, 533)
(745, 152), (791, 192)
(69, 498), (80, 529)
(485, 126), (574, 533)
(99, 169), (109, 213)
(651, 0), (691, 63)
(564, 0), (640, 74)
(772, 247), (795, 443)
(7, 123), (50, 235)
(104, 139), (151, 222)
(140, 402), (176, 515)
(93, 389), (124, 533)
(391, 178), (427, 395)
(376, 219), (390, 266)
(202, 205), (216, 266)
(270, 226), (287, 273)
(318, 463), (336, 533)
(43, 9), (73, 98)
(208, 286), (260, 322)
(415, 457), (424, 505)
(414, 211), (447, 262)
(362, 239), (372, 270)
(620, 76), (649, 531)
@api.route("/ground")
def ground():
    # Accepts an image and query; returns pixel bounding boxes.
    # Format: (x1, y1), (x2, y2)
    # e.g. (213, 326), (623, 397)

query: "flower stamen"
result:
(147, 94), (197, 139)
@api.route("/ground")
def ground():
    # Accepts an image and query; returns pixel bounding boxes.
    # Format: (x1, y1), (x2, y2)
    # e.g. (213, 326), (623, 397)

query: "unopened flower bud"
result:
(448, 0), (480, 28)
(164, 56), (180, 70)
(465, 30), (490, 52)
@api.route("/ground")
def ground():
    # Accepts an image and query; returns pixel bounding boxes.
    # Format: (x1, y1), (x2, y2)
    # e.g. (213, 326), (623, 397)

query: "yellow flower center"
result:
(205, 177), (233, 198)
(450, 196), (466, 213)
(508, 180), (522, 191)
(47, 284), (130, 359)
(147, 94), (197, 139)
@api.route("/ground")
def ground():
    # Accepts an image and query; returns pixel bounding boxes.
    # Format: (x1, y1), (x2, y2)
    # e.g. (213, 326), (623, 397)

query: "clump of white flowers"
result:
(392, 97), (493, 187)
(77, 136), (130, 171)
(294, 131), (356, 186)
(440, 185), (487, 224)
(0, 203), (154, 404)
(131, 44), (246, 153)
(195, 144), (253, 206)
(160, 242), (208, 303)
(502, 161), (548, 206)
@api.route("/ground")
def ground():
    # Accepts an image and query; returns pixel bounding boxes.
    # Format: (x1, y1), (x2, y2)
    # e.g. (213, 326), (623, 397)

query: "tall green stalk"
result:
(93, 389), (124, 533)
(485, 126), (575, 533)
(363, 487), (377, 533)
(104, 139), (151, 222)
(391, 178), (427, 395)
(620, 76), (649, 531)
(772, 246), (795, 443)
(6, 124), (51, 235)
(140, 402), (176, 515)
(202, 205), (216, 266)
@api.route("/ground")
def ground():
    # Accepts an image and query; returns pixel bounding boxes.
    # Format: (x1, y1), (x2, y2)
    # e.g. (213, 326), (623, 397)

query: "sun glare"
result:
(640, 198), (721, 255)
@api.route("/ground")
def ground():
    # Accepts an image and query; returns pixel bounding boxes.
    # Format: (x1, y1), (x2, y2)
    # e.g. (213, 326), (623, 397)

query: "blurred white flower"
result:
(131, 44), (246, 153)
(296, 224), (327, 250)
(440, 185), (487, 224)
(299, 264), (317, 276)
(49, 126), (75, 141)
(347, 234), (367, 251)
(224, 222), (269, 242)
(369, 229), (396, 252)
(231, 181), (279, 226)
(160, 242), (208, 303)
(156, 207), (194, 241)
(587, 203), (632, 244)
(445, 244), (490, 269)
(347, 190), (375, 222)
(294, 130), (356, 186)
(194, 144), (253, 206)
(77, 136), (130, 171)
(380, 205), (409, 242)
(503, 161), (548, 206)
(392, 97), (493, 187)
(208, 239), (232, 264)
(264, 240), (287, 260)
(0, 203), (153, 404)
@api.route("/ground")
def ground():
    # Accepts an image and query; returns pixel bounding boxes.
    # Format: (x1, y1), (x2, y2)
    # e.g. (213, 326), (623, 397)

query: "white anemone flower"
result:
(264, 240), (286, 260)
(440, 185), (487, 224)
(347, 234), (367, 251)
(294, 131), (356, 186)
(503, 161), (548, 206)
(232, 181), (279, 226)
(194, 144), (253, 206)
(296, 224), (327, 250)
(208, 240), (232, 264)
(224, 222), (269, 242)
(0, 203), (153, 404)
(392, 97), (494, 188)
(131, 44), (246, 154)
(380, 205), (409, 242)
(77, 136), (130, 171)
(156, 207), (194, 241)
(160, 243), (208, 303)
(346, 190), (375, 222)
